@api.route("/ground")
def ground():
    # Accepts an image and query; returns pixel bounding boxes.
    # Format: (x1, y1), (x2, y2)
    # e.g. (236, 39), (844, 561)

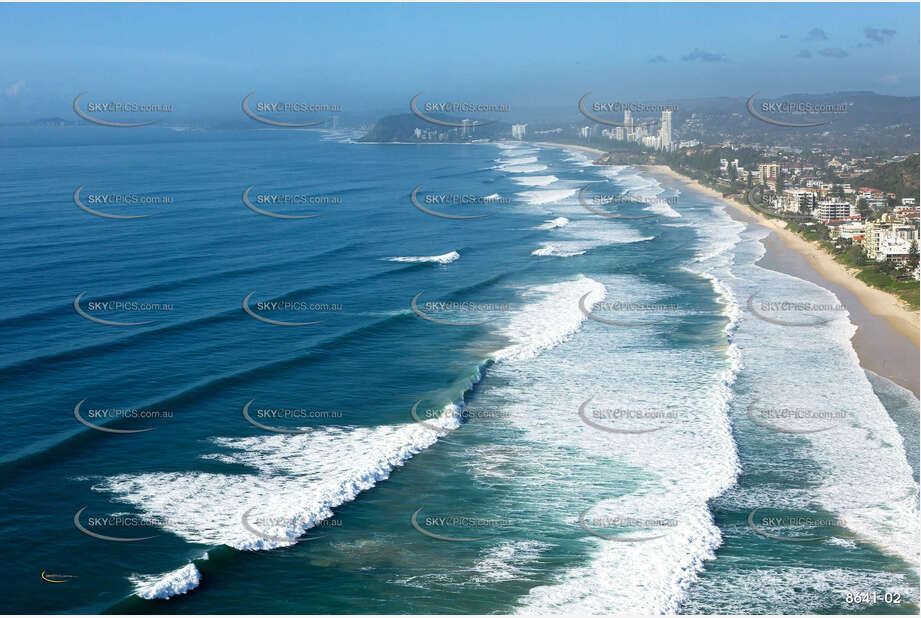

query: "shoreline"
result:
(645, 164), (920, 397)
(531, 141), (919, 395)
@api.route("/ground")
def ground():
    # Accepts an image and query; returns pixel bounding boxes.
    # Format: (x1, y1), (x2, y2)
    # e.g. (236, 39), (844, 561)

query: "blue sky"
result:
(0, 2), (917, 120)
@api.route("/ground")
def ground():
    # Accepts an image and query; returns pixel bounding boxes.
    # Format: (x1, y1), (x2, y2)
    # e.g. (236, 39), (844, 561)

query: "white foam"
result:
(470, 541), (553, 584)
(513, 176), (559, 187)
(130, 563), (201, 600)
(595, 165), (681, 217)
(536, 217), (570, 230)
(498, 163), (548, 174)
(492, 275), (605, 363)
(680, 566), (916, 614)
(515, 189), (577, 205)
(97, 275), (611, 599)
(387, 251), (459, 264)
(502, 271), (741, 614)
(97, 411), (463, 551)
(530, 244), (585, 257)
(496, 156), (538, 166)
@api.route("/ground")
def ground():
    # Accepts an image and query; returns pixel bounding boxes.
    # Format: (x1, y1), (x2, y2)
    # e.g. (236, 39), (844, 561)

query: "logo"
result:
(578, 184), (657, 219)
(72, 93), (163, 127)
(746, 291), (842, 327)
(241, 186), (324, 220)
(409, 92), (500, 128)
(578, 92), (660, 128)
(410, 291), (500, 326)
(746, 508), (842, 542)
(242, 292), (325, 326)
(73, 507), (159, 542)
(746, 92), (831, 128)
(578, 293), (669, 327)
(746, 402), (844, 434)
(577, 398), (670, 434)
(73, 399), (157, 434)
(73, 292), (158, 327)
(73, 185), (156, 220)
(41, 571), (77, 583)
(410, 507), (508, 542)
(241, 92), (325, 128)
(409, 185), (494, 220)
(578, 505), (676, 542)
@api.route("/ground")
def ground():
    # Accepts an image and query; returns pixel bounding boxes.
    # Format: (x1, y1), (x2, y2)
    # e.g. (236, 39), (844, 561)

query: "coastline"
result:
(530, 142), (919, 396)
(645, 163), (920, 397)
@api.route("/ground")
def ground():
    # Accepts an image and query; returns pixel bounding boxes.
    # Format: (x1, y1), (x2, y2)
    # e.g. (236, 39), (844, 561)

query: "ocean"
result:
(0, 127), (917, 614)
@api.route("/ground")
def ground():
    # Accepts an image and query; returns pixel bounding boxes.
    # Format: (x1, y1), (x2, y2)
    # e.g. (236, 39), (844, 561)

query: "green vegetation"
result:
(852, 154), (920, 200)
(786, 222), (920, 310)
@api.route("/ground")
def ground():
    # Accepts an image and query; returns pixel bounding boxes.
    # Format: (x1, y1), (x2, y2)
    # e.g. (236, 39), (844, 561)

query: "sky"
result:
(0, 2), (918, 121)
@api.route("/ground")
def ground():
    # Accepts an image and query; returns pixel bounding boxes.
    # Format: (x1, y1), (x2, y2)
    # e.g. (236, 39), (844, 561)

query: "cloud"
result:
(795, 49), (812, 59)
(4, 80), (25, 97)
(818, 47), (848, 58)
(864, 27), (896, 44)
(779, 34), (789, 39)
(648, 55), (667, 63)
(805, 27), (828, 41)
(681, 48), (727, 62)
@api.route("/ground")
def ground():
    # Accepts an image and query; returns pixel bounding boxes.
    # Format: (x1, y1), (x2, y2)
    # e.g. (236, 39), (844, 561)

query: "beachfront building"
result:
(864, 213), (920, 262)
(778, 188), (818, 214)
(511, 124), (527, 140)
(815, 200), (852, 222)
(659, 109), (673, 151)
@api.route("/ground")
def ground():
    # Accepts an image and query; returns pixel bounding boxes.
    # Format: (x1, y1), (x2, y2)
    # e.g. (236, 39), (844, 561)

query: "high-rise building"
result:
(815, 200), (852, 222)
(615, 126), (625, 141)
(659, 109), (673, 151)
(511, 124), (527, 140)
(624, 109), (633, 135)
(579, 126), (592, 139)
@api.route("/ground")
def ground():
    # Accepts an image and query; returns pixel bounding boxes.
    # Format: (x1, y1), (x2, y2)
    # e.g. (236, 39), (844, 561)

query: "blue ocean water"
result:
(0, 128), (917, 614)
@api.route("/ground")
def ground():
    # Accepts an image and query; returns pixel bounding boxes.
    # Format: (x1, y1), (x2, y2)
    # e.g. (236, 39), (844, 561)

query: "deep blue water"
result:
(0, 128), (917, 614)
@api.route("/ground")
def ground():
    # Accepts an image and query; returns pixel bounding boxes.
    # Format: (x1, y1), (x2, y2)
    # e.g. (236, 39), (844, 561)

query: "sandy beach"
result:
(533, 142), (919, 395)
(644, 163), (920, 396)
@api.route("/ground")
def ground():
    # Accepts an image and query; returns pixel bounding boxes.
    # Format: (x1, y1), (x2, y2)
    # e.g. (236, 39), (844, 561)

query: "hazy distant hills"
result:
(358, 113), (512, 142)
(853, 154), (920, 199)
(662, 91), (918, 155)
